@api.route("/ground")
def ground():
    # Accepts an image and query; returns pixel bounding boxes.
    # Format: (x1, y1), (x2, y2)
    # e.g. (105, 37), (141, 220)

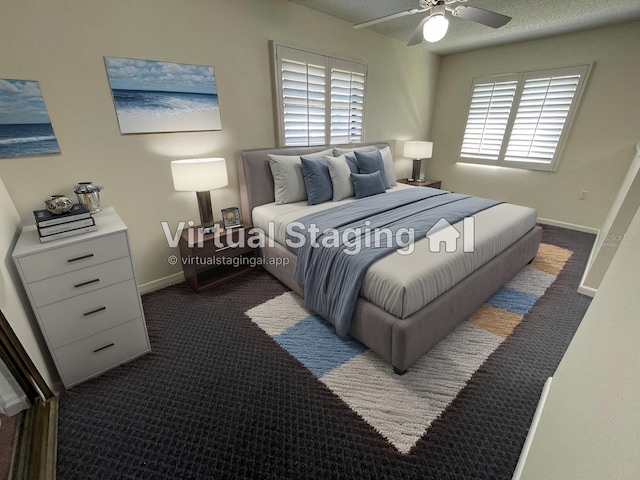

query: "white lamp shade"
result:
(403, 141), (433, 159)
(423, 14), (449, 43)
(171, 157), (228, 191)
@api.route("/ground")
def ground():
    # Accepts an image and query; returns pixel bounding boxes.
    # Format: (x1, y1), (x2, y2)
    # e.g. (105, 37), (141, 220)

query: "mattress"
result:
(252, 184), (537, 318)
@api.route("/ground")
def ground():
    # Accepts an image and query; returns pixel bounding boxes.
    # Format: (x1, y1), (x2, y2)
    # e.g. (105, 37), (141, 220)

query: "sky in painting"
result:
(104, 57), (217, 95)
(0, 79), (52, 125)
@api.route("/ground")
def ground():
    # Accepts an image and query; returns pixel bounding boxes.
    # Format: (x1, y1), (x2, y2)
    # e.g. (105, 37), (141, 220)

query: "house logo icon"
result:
(426, 217), (476, 253)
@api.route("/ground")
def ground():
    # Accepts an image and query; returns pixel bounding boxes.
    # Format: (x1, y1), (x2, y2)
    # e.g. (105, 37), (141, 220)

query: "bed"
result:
(237, 142), (542, 374)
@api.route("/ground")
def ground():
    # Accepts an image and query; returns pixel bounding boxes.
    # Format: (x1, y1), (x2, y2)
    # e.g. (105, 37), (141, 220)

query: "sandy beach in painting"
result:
(116, 108), (222, 134)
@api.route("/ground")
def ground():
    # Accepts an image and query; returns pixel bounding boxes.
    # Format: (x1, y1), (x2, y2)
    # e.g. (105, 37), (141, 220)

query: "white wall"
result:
(581, 141), (640, 291)
(515, 205), (640, 480)
(0, 0), (439, 288)
(0, 176), (58, 390)
(428, 21), (640, 230)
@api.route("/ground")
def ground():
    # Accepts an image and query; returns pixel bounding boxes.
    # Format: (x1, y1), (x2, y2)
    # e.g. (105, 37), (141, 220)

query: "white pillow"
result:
(379, 146), (397, 187)
(326, 154), (357, 201)
(269, 149), (333, 204)
(333, 145), (377, 156)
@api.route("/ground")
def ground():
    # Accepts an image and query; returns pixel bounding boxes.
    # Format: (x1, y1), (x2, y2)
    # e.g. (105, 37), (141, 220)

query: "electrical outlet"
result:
(579, 190), (589, 200)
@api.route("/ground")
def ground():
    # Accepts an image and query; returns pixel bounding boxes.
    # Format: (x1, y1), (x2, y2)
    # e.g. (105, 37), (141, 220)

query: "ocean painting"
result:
(0, 79), (61, 158)
(104, 57), (222, 134)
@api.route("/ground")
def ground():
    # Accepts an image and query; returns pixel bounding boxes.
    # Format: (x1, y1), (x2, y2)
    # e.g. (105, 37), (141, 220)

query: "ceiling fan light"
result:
(423, 14), (449, 43)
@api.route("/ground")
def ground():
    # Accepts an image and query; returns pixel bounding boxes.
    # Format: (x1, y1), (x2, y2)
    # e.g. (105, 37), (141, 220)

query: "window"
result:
(459, 65), (590, 172)
(273, 44), (366, 146)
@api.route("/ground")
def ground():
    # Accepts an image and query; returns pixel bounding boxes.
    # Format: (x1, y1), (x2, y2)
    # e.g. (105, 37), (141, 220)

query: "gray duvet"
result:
(288, 188), (501, 336)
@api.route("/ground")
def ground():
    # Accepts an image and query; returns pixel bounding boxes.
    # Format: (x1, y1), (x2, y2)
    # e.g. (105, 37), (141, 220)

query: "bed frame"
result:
(237, 142), (542, 374)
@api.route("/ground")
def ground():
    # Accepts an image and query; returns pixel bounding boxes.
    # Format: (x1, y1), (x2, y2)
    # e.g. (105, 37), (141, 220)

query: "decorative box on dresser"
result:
(12, 206), (150, 389)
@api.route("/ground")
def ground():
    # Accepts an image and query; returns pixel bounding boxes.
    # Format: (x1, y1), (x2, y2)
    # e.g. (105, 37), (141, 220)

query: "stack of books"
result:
(34, 203), (97, 243)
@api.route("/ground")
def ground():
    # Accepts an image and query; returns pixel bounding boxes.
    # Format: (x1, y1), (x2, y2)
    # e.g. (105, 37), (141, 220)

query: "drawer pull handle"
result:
(93, 343), (115, 353)
(67, 253), (94, 263)
(83, 306), (106, 316)
(214, 245), (232, 252)
(74, 278), (100, 288)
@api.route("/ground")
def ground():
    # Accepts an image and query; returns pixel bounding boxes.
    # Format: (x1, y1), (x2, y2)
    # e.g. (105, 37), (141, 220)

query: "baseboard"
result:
(537, 218), (599, 235)
(138, 272), (184, 294)
(538, 218), (600, 296)
(577, 284), (597, 297)
(511, 376), (553, 480)
(10, 396), (58, 480)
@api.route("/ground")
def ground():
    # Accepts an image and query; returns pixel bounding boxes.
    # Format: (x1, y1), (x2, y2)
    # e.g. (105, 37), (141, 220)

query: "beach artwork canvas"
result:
(0, 79), (61, 158)
(104, 57), (222, 134)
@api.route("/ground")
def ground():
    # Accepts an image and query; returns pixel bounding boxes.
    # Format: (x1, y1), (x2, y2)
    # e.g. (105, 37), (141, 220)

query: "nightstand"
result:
(397, 178), (442, 189)
(178, 223), (257, 292)
(12, 207), (150, 389)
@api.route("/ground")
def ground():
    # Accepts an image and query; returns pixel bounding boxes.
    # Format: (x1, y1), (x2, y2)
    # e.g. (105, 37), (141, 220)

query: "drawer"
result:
(29, 256), (134, 307)
(39, 279), (142, 348)
(54, 318), (150, 388)
(17, 231), (130, 282)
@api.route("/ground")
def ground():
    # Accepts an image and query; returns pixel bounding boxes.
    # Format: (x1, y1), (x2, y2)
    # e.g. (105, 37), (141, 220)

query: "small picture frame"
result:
(221, 207), (242, 229)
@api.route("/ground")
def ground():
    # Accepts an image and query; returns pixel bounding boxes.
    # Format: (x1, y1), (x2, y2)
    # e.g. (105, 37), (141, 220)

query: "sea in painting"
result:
(104, 57), (222, 134)
(0, 79), (61, 158)
(0, 123), (60, 158)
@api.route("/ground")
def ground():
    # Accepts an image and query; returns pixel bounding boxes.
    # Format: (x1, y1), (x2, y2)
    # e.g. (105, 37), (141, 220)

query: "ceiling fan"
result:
(353, 0), (512, 45)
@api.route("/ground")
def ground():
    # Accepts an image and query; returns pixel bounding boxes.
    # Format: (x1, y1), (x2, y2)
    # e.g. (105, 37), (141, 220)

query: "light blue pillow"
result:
(350, 171), (386, 199)
(300, 156), (333, 205)
(354, 150), (391, 189)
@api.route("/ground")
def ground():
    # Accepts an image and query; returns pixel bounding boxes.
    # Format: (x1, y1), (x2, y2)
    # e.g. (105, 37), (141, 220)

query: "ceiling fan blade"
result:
(354, 8), (426, 29)
(407, 16), (430, 46)
(452, 5), (511, 28)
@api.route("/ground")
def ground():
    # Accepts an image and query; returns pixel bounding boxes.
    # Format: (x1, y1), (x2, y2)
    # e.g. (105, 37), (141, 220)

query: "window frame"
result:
(458, 64), (591, 172)
(272, 42), (367, 147)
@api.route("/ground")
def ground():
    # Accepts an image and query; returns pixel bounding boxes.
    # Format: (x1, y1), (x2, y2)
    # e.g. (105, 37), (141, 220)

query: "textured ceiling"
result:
(286, 0), (640, 54)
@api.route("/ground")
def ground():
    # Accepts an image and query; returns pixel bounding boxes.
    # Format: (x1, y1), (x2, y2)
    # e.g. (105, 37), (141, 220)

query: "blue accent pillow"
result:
(300, 156), (333, 205)
(354, 150), (390, 189)
(344, 154), (359, 174)
(350, 171), (386, 199)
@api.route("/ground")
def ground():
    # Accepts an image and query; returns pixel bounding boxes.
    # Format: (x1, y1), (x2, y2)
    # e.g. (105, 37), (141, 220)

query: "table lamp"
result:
(171, 157), (228, 231)
(404, 141), (433, 182)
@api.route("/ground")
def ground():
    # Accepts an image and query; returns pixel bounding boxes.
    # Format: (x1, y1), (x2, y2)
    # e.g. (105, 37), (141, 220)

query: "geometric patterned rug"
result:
(56, 225), (594, 479)
(246, 243), (573, 454)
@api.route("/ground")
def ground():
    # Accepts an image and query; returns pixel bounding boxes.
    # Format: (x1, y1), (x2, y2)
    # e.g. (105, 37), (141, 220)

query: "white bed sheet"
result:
(252, 185), (537, 318)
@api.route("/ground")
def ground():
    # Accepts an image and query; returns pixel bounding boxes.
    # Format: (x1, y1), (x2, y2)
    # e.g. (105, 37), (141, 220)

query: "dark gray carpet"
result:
(56, 225), (594, 479)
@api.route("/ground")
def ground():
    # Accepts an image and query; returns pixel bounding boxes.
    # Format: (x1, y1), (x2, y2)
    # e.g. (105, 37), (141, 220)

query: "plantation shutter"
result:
(504, 66), (589, 169)
(274, 44), (367, 146)
(458, 65), (589, 171)
(330, 60), (366, 144)
(277, 47), (327, 147)
(460, 76), (518, 161)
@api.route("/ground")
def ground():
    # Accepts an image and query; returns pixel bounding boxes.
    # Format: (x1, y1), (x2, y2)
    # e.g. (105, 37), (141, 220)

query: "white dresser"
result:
(12, 206), (150, 389)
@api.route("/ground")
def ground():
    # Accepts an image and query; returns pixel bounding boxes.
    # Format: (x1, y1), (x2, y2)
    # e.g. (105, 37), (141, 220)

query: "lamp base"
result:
(196, 190), (214, 227)
(411, 159), (422, 182)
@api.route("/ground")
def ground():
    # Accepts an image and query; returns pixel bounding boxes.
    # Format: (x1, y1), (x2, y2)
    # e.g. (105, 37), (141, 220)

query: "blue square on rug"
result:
(274, 315), (368, 377)
(487, 287), (539, 315)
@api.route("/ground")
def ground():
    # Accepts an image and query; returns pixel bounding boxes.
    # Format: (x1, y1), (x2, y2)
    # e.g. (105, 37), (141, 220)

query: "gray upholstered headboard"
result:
(236, 141), (390, 224)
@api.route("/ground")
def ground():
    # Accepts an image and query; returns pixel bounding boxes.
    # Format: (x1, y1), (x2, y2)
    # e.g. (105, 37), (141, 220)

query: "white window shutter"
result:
(458, 65), (589, 171)
(460, 77), (518, 161)
(330, 62), (366, 145)
(274, 43), (367, 147)
(504, 66), (589, 169)
(280, 58), (326, 146)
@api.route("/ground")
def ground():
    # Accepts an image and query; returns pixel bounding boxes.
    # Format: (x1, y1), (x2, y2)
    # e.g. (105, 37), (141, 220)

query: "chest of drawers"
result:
(12, 207), (150, 389)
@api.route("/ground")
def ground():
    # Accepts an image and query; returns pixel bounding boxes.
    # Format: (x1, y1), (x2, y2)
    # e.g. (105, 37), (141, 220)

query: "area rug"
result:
(56, 225), (594, 480)
(245, 243), (572, 454)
